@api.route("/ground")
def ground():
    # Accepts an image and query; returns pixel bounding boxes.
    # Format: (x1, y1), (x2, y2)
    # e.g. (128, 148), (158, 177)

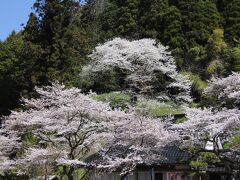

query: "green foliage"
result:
(223, 0), (240, 46)
(176, 117), (187, 124)
(188, 46), (206, 63)
(190, 152), (220, 169)
(55, 167), (87, 180)
(22, 132), (39, 147)
(206, 60), (224, 75)
(1, 0), (240, 177)
(139, 0), (168, 39)
(181, 72), (207, 102)
(22, 0), (91, 86)
(0, 32), (25, 115)
(179, 0), (220, 48)
(0, 32), (23, 77)
(204, 28), (227, 76)
(0, 173), (29, 180)
(190, 73), (208, 92)
(83, 0), (237, 77)
(232, 47), (240, 72)
(224, 133), (240, 150)
(190, 160), (208, 169)
(99, 0), (140, 38)
(94, 91), (131, 109)
(79, 68), (126, 93)
(161, 5), (183, 48)
(178, 0), (220, 69)
(221, 46), (240, 75)
(116, 0), (139, 37)
(206, 29), (227, 59)
(16, 132), (39, 158)
(98, 0), (119, 39)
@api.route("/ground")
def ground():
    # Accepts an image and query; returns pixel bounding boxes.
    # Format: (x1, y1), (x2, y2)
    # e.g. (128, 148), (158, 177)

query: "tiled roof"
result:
(84, 145), (231, 173)
(156, 145), (191, 164)
(84, 145), (191, 166)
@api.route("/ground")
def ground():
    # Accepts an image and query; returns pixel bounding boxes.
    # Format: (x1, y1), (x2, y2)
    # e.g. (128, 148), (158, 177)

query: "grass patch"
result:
(176, 117), (188, 123)
(95, 92), (187, 117)
(181, 71), (208, 94)
(137, 99), (185, 117)
(94, 91), (131, 109)
(148, 105), (184, 117)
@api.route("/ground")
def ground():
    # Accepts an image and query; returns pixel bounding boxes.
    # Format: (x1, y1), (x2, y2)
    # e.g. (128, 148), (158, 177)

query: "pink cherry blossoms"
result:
(0, 82), (175, 178)
(80, 38), (192, 103)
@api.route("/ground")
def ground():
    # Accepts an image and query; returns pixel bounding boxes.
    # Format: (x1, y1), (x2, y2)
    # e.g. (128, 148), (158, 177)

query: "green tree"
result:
(205, 29), (227, 76)
(96, 0), (140, 38)
(80, 0), (106, 42)
(179, 0), (220, 48)
(218, 46), (240, 76)
(116, 0), (140, 37)
(232, 47), (240, 72)
(0, 32), (24, 115)
(223, 0), (240, 46)
(94, 0), (119, 40)
(22, 0), (90, 86)
(178, 0), (220, 70)
(138, 0), (168, 39)
(206, 29), (227, 59)
(161, 5), (183, 49)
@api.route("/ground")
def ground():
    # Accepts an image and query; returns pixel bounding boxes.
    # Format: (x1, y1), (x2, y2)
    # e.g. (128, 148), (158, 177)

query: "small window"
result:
(155, 173), (163, 180)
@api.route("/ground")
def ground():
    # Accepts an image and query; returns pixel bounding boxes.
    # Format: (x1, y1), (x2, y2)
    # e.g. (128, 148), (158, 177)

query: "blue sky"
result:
(0, 0), (36, 41)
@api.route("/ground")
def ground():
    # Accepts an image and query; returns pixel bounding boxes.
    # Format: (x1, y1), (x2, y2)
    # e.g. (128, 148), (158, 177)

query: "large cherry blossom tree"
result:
(0, 83), (176, 179)
(0, 83), (114, 179)
(80, 38), (192, 103)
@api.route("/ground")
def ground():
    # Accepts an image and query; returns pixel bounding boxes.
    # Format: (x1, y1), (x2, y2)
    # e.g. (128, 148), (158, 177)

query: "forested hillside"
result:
(0, 0), (240, 179)
(0, 0), (239, 115)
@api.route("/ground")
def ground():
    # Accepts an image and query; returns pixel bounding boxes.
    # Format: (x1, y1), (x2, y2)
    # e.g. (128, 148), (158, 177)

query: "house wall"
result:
(91, 170), (196, 180)
(88, 165), (232, 180)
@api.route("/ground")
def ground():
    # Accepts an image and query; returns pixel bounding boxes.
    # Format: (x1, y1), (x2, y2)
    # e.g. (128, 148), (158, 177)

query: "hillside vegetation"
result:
(0, 0), (240, 179)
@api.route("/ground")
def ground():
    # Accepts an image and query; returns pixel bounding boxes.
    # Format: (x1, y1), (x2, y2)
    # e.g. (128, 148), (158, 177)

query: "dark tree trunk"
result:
(67, 175), (74, 180)
(120, 173), (128, 180)
(63, 165), (75, 180)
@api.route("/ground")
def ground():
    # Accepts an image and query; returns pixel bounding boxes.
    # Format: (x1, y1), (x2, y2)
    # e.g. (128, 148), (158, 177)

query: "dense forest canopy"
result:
(0, 0), (239, 114)
(0, 0), (240, 179)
